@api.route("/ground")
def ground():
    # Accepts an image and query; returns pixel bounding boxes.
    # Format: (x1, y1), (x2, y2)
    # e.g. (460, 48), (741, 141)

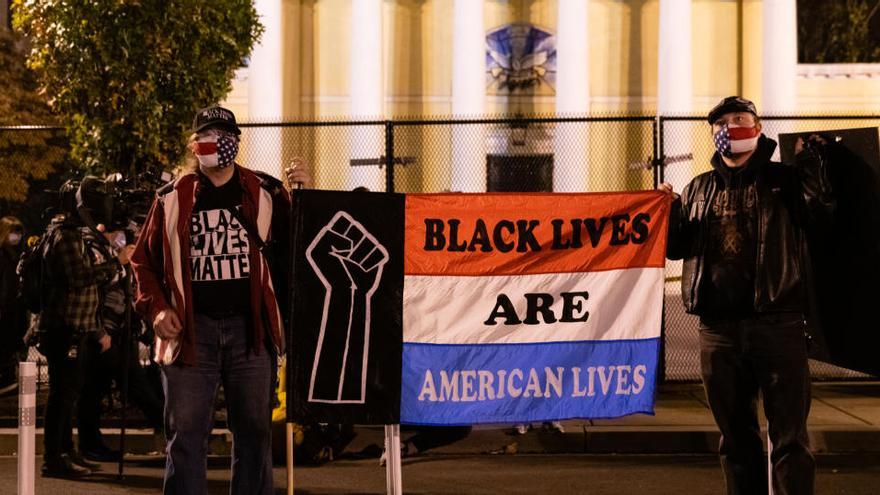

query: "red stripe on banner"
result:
(194, 141), (217, 155)
(727, 126), (759, 140)
(404, 191), (670, 276)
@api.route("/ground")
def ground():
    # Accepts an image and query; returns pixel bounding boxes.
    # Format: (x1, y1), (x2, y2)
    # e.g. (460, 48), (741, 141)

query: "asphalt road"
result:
(2, 453), (878, 494)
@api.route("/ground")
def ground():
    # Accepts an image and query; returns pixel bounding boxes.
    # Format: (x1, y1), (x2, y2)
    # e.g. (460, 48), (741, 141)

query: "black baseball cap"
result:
(707, 96), (758, 124)
(192, 106), (241, 135)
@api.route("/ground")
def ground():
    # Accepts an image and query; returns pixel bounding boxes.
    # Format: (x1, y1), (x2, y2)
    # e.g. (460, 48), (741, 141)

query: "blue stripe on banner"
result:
(401, 338), (660, 425)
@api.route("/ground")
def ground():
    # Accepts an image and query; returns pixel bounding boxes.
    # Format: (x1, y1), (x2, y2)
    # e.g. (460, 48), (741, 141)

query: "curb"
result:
(1, 425), (878, 457)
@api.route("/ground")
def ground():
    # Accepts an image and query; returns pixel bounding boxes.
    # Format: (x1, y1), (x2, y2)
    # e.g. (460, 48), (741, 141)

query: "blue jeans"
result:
(162, 314), (275, 495)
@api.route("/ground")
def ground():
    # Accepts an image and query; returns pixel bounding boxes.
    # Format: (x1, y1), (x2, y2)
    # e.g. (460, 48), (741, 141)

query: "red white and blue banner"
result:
(288, 190), (670, 425)
(400, 192), (670, 425)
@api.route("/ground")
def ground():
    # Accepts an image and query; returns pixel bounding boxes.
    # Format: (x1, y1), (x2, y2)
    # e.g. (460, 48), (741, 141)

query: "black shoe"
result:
(67, 450), (101, 470)
(41, 454), (91, 479)
(80, 445), (121, 463)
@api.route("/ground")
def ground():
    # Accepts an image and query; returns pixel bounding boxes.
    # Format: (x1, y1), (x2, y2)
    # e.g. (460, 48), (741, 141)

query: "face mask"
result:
(7, 233), (21, 246)
(194, 134), (238, 169)
(111, 232), (127, 249)
(713, 124), (760, 158)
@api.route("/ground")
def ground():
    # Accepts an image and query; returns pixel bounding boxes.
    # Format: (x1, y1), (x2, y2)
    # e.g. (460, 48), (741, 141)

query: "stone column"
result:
(761, 0), (797, 161)
(451, 0), (486, 192)
(248, 0), (284, 178)
(349, 0), (385, 191)
(657, 0), (693, 194)
(554, 0), (590, 192)
(658, 0), (693, 290)
(761, 0), (797, 115)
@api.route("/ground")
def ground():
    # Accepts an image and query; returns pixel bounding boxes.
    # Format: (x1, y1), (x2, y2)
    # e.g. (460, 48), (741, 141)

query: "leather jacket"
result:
(667, 135), (834, 317)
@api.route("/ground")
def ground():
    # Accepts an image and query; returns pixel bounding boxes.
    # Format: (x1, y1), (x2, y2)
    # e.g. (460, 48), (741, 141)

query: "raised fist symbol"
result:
(306, 211), (389, 403)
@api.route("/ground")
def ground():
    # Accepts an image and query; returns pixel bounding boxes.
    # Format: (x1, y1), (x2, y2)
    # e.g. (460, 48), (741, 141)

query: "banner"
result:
(288, 190), (405, 425)
(288, 190), (670, 425)
(401, 192), (670, 425)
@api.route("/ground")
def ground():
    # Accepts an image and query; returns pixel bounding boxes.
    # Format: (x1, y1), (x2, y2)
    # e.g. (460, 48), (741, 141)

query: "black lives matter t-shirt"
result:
(189, 174), (251, 317)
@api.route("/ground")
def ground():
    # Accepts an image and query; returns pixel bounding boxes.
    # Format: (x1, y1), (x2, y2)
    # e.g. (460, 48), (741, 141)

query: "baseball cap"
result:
(192, 106), (241, 135)
(707, 96), (758, 124)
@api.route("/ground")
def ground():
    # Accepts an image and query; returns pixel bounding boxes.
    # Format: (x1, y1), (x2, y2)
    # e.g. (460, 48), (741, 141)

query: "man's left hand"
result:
(284, 158), (313, 190)
(795, 134), (828, 155)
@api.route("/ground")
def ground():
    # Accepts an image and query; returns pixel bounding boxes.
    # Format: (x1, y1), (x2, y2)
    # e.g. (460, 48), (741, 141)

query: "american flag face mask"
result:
(193, 133), (239, 169)
(713, 124), (760, 158)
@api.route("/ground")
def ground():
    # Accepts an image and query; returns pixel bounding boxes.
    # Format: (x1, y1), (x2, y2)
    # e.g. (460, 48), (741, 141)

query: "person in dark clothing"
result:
(77, 225), (164, 462)
(0, 216), (27, 395)
(659, 96), (834, 495)
(39, 177), (121, 478)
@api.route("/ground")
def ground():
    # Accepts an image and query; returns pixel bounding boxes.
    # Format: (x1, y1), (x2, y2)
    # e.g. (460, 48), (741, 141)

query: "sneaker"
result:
(514, 423), (531, 435)
(67, 451), (101, 471)
(80, 444), (121, 463)
(41, 454), (91, 479)
(543, 421), (565, 434)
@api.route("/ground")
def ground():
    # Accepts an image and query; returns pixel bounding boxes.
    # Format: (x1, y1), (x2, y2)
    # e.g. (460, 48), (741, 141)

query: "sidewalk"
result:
(339, 382), (880, 455)
(2, 382), (878, 456)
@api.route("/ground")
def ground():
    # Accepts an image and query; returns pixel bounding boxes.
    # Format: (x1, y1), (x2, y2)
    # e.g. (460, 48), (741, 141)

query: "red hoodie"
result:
(131, 165), (290, 365)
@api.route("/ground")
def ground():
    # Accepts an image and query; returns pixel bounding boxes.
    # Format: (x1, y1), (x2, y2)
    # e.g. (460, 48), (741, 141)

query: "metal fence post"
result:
(657, 116), (666, 185)
(652, 118), (660, 189)
(385, 121), (395, 193)
(655, 116), (668, 385)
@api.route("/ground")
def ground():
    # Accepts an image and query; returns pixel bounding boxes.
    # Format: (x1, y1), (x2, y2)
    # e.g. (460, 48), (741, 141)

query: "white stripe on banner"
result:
(403, 267), (663, 344)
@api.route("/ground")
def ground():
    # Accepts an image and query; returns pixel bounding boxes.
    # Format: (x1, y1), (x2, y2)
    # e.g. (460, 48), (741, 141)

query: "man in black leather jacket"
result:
(659, 96), (833, 495)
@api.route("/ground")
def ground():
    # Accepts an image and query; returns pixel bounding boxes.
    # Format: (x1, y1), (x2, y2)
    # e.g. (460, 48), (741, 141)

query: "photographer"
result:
(38, 177), (119, 478)
(76, 220), (165, 462)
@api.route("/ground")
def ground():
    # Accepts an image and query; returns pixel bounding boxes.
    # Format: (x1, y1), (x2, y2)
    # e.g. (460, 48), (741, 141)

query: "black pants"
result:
(0, 312), (27, 386)
(43, 333), (86, 462)
(699, 313), (815, 495)
(77, 337), (165, 451)
(407, 426), (472, 453)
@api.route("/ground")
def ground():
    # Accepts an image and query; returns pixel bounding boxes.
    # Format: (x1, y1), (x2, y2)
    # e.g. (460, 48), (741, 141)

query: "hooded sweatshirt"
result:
(698, 136), (773, 320)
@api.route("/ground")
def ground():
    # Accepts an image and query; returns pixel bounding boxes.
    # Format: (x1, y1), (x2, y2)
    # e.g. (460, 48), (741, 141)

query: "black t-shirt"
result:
(189, 173), (251, 317)
(700, 171), (758, 319)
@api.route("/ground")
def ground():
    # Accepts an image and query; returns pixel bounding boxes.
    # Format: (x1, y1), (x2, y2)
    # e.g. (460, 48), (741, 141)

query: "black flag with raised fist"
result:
(288, 189), (404, 424)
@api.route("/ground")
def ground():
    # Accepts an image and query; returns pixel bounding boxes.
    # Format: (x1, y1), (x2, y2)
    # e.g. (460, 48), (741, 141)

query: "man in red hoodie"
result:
(131, 106), (310, 494)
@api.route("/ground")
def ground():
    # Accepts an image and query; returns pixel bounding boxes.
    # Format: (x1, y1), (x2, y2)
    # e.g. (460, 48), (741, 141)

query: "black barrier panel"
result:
(779, 127), (880, 377)
(287, 189), (404, 424)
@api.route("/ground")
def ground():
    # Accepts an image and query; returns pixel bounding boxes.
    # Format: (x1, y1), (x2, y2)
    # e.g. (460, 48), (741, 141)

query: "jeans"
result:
(700, 313), (815, 495)
(162, 314), (275, 495)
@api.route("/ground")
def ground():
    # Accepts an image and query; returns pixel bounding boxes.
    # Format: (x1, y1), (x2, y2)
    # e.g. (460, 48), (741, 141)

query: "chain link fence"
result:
(3, 115), (878, 385)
